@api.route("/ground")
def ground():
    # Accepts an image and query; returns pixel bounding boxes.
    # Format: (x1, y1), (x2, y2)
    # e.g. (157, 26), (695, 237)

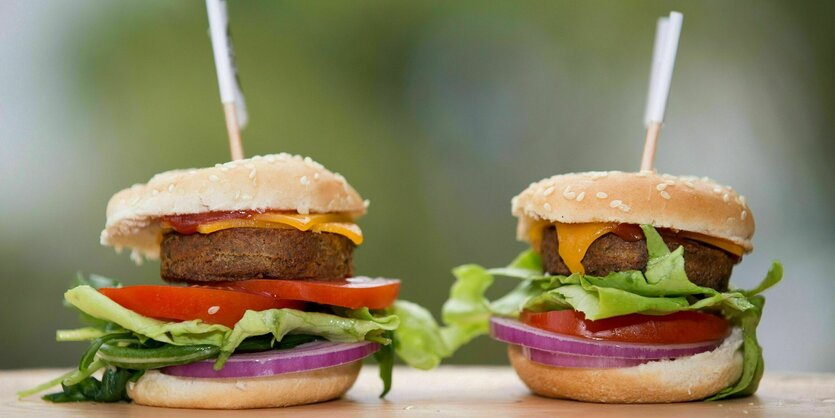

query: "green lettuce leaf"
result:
(64, 273), (123, 330)
(708, 263), (781, 400)
(41, 367), (142, 403)
(374, 330), (395, 398)
(440, 224), (782, 401)
(215, 308), (398, 367)
(391, 300), (450, 369)
(56, 327), (110, 341)
(441, 265), (494, 349)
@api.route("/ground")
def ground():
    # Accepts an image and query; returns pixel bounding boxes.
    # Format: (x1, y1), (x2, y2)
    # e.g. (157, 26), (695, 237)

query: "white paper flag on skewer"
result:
(206, 0), (248, 128)
(643, 11), (682, 127)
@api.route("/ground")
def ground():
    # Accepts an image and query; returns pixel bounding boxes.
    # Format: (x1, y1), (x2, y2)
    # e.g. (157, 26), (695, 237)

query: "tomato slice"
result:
(100, 286), (307, 328)
(520, 310), (730, 344)
(215, 277), (400, 310)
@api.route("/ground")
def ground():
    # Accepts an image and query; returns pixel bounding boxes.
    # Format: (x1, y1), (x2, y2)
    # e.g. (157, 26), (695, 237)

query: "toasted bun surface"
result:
(101, 154), (366, 262)
(508, 328), (744, 403)
(512, 171), (754, 251)
(128, 360), (361, 409)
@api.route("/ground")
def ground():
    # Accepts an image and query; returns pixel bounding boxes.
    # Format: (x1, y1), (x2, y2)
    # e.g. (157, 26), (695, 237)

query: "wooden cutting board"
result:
(2, 367), (833, 417)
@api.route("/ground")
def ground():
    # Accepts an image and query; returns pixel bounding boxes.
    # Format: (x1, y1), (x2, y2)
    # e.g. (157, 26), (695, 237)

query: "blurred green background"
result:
(1, 0), (833, 371)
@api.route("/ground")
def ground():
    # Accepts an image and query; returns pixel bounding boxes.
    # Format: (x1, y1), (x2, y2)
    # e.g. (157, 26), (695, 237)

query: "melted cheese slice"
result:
(678, 231), (745, 257)
(195, 213), (363, 245)
(549, 222), (746, 275)
(527, 220), (549, 252)
(555, 222), (617, 275)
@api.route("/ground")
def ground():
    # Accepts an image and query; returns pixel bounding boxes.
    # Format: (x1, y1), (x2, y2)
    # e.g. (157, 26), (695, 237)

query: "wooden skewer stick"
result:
(640, 122), (661, 172)
(223, 102), (244, 161)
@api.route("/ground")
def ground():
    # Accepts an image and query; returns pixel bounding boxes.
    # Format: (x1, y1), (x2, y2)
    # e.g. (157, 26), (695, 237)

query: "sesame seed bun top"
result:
(511, 171), (755, 251)
(101, 153), (367, 263)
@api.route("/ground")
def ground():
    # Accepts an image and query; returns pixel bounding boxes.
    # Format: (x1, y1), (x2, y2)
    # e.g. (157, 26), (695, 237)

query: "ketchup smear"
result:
(163, 210), (266, 234)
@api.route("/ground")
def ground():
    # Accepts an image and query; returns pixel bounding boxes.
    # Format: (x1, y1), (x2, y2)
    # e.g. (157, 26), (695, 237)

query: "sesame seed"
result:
(363, 199), (370, 208)
(511, 196), (519, 207)
(684, 181), (695, 188)
(220, 166), (229, 172)
(610, 200), (622, 208)
(234, 191), (241, 200)
(244, 163), (255, 169)
(739, 195), (747, 205)
(656, 183), (668, 191)
(300, 176), (310, 185)
(543, 203), (552, 212)
(741, 210), (748, 220)
(265, 155), (276, 163)
(168, 184), (175, 192)
(313, 172), (320, 180)
(618, 203), (631, 212)
(543, 186), (555, 196)
(596, 192), (608, 199)
(576, 192), (585, 202)
(209, 174), (219, 182)
(660, 191), (671, 200)
(562, 186), (576, 199)
(713, 187), (723, 194)
(723, 193), (730, 202)
(249, 169), (256, 179)
(207, 306), (220, 315)
(151, 189), (159, 196)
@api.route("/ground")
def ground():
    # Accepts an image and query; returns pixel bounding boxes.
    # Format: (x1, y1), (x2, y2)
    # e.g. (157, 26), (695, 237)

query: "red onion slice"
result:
(162, 341), (380, 379)
(490, 317), (720, 360)
(522, 346), (651, 368)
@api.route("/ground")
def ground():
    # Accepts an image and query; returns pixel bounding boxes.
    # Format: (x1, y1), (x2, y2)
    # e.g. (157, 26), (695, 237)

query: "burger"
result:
(441, 171), (782, 403)
(22, 153), (443, 409)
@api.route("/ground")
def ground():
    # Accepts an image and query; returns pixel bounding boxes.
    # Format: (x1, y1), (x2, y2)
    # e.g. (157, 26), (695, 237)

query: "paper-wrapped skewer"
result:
(641, 11), (683, 171)
(206, 0), (248, 160)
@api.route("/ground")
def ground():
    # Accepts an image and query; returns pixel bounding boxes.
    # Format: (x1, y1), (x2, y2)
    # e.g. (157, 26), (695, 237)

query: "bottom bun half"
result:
(127, 360), (362, 409)
(508, 328), (744, 403)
